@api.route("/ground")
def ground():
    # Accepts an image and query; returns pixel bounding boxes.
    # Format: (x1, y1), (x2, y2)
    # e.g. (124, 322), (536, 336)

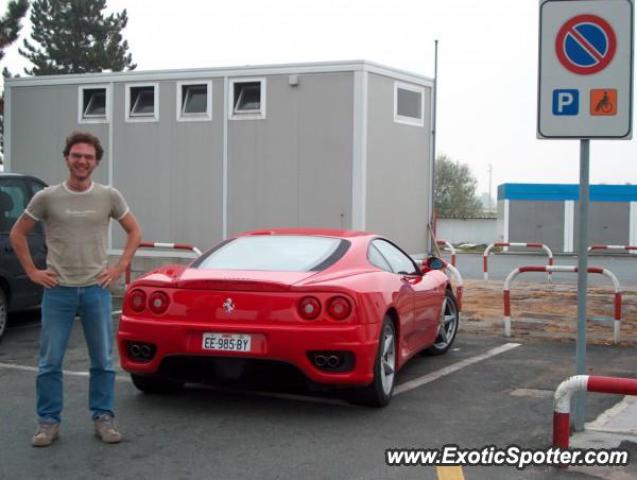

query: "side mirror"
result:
(420, 256), (447, 273)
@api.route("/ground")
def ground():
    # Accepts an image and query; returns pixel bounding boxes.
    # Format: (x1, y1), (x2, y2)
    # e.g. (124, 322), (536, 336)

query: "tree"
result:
(19, 0), (136, 75)
(0, 0), (29, 61)
(434, 154), (483, 218)
(0, 0), (29, 162)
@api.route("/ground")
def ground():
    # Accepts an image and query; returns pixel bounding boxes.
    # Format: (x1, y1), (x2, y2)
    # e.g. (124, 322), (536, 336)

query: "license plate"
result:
(202, 333), (251, 352)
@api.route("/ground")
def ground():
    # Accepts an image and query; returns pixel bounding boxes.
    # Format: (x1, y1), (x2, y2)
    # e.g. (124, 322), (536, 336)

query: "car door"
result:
(370, 239), (419, 356)
(26, 177), (48, 286)
(0, 177), (45, 310)
(373, 239), (441, 353)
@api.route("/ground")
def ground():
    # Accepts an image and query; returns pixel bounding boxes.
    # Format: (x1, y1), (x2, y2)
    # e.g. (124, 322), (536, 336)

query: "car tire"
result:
(130, 374), (184, 394)
(0, 288), (7, 342)
(350, 316), (396, 407)
(424, 290), (459, 356)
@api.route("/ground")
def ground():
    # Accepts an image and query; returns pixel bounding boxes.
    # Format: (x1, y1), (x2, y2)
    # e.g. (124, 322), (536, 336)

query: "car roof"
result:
(0, 172), (30, 178)
(236, 228), (372, 239)
(0, 172), (47, 183)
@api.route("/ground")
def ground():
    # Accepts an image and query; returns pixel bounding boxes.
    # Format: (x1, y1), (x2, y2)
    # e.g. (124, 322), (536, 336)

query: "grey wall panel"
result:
(227, 73), (353, 234)
(497, 200), (506, 241)
(111, 79), (223, 250)
(574, 202), (629, 249)
(437, 218), (497, 244)
(508, 200), (565, 252)
(10, 85), (109, 186)
(365, 74), (431, 254)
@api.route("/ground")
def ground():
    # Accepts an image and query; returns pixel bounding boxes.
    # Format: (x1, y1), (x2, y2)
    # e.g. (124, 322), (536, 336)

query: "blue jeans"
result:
(37, 285), (115, 423)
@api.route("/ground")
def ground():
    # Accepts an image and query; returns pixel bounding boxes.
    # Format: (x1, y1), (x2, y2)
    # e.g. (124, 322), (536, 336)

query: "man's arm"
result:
(97, 212), (142, 288)
(9, 215), (58, 288)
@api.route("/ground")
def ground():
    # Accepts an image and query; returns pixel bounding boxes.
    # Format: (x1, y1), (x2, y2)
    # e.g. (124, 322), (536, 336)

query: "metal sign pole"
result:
(573, 138), (590, 431)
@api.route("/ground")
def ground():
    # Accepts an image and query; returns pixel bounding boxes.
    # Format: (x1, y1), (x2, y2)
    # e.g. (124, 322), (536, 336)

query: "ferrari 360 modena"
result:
(117, 228), (459, 406)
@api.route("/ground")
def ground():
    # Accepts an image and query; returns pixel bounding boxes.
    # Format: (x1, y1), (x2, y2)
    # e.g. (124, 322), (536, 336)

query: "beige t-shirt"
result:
(25, 182), (130, 287)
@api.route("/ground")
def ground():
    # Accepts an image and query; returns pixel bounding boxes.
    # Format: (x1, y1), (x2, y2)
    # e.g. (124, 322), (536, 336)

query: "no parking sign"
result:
(538, 0), (634, 138)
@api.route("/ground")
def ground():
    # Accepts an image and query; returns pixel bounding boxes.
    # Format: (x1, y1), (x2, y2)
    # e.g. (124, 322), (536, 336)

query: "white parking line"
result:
(0, 342), (523, 404)
(394, 342), (522, 395)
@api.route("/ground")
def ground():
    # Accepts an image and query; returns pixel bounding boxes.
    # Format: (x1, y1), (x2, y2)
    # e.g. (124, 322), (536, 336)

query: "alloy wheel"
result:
(433, 297), (458, 350)
(379, 324), (396, 395)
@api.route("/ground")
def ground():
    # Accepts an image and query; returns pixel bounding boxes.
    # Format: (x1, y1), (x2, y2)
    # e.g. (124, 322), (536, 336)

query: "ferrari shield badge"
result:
(223, 298), (235, 313)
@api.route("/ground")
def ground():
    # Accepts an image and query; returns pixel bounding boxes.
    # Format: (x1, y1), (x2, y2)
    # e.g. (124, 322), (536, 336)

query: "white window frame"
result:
(125, 82), (159, 122)
(393, 81), (425, 127)
(176, 80), (212, 122)
(229, 78), (266, 120)
(78, 84), (110, 124)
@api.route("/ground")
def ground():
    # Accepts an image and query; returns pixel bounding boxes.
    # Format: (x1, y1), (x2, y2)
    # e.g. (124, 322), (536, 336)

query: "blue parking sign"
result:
(552, 89), (579, 115)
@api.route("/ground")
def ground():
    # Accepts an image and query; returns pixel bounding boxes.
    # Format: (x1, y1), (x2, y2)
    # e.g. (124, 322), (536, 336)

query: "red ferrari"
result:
(117, 228), (459, 406)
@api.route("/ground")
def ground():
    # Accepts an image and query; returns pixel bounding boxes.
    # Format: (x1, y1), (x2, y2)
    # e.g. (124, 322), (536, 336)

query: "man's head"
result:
(63, 131), (104, 162)
(63, 131), (104, 184)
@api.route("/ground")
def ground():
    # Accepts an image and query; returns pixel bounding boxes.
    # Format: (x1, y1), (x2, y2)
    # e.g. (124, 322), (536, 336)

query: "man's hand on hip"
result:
(97, 265), (125, 288)
(28, 269), (59, 288)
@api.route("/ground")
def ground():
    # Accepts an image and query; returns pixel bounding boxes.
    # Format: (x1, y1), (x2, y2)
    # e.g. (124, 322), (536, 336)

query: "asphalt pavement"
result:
(2, 304), (637, 480)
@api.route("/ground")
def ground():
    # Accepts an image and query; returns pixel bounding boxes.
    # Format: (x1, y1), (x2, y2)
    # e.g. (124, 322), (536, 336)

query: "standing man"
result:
(10, 131), (142, 447)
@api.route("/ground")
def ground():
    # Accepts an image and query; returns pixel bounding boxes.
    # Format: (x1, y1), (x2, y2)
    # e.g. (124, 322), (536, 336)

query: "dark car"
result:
(0, 173), (48, 340)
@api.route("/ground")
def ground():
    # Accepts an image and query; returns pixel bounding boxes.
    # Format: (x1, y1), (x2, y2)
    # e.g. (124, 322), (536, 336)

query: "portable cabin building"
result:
(497, 183), (637, 253)
(4, 60), (434, 256)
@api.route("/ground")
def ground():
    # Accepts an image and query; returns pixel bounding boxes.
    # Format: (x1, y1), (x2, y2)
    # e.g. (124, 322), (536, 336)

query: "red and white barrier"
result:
(436, 239), (457, 266)
(554, 375), (637, 450)
(125, 241), (202, 285)
(445, 262), (463, 312)
(483, 242), (554, 281)
(588, 244), (637, 253)
(503, 265), (622, 343)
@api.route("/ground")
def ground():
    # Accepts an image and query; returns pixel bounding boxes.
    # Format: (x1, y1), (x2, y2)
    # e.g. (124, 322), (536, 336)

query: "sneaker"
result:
(32, 422), (60, 447)
(94, 414), (122, 444)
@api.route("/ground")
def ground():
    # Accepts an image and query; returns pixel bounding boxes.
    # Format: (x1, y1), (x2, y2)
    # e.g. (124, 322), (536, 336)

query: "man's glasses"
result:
(69, 152), (96, 161)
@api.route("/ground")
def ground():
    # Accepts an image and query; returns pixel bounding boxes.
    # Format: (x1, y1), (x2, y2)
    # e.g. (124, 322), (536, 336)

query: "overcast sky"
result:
(2, 0), (636, 196)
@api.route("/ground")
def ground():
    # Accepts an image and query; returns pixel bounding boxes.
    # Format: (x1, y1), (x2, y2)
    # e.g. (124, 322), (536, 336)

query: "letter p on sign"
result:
(552, 89), (579, 115)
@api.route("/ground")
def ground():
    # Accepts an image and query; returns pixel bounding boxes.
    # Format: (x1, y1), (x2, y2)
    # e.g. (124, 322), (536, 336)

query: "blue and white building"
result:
(497, 183), (637, 253)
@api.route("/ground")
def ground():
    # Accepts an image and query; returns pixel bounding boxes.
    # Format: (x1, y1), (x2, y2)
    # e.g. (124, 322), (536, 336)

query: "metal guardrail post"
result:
(436, 239), (457, 266)
(554, 375), (637, 450)
(125, 241), (202, 286)
(483, 242), (554, 281)
(502, 265), (622, 343)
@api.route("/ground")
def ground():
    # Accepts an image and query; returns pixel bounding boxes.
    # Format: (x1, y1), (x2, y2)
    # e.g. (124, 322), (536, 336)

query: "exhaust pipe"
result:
(140, 345), (152, 358)
(130, 344), (141, 357)
(327, 355), (341, 368)
(314, 355), (328, 367)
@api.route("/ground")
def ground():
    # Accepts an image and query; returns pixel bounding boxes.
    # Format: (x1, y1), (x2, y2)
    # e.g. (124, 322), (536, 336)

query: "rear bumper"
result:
(117, 317), (380, 386)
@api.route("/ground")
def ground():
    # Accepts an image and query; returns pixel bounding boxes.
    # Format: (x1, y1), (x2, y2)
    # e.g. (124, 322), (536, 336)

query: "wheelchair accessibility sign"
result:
(552, 88), (618, 116)
(538, 0), (633, 139)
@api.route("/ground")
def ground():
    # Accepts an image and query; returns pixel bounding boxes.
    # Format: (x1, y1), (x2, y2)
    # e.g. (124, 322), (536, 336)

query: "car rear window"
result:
(194, 235), (349, 272)
(0, 180), (29, 233)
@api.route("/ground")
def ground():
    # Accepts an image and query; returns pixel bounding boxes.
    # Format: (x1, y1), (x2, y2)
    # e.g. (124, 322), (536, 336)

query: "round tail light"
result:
(128, 289), (147, 313)
(298, 296), (321, 320)
(327, 296), (352, 320)
(148, 291), (170, 314)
